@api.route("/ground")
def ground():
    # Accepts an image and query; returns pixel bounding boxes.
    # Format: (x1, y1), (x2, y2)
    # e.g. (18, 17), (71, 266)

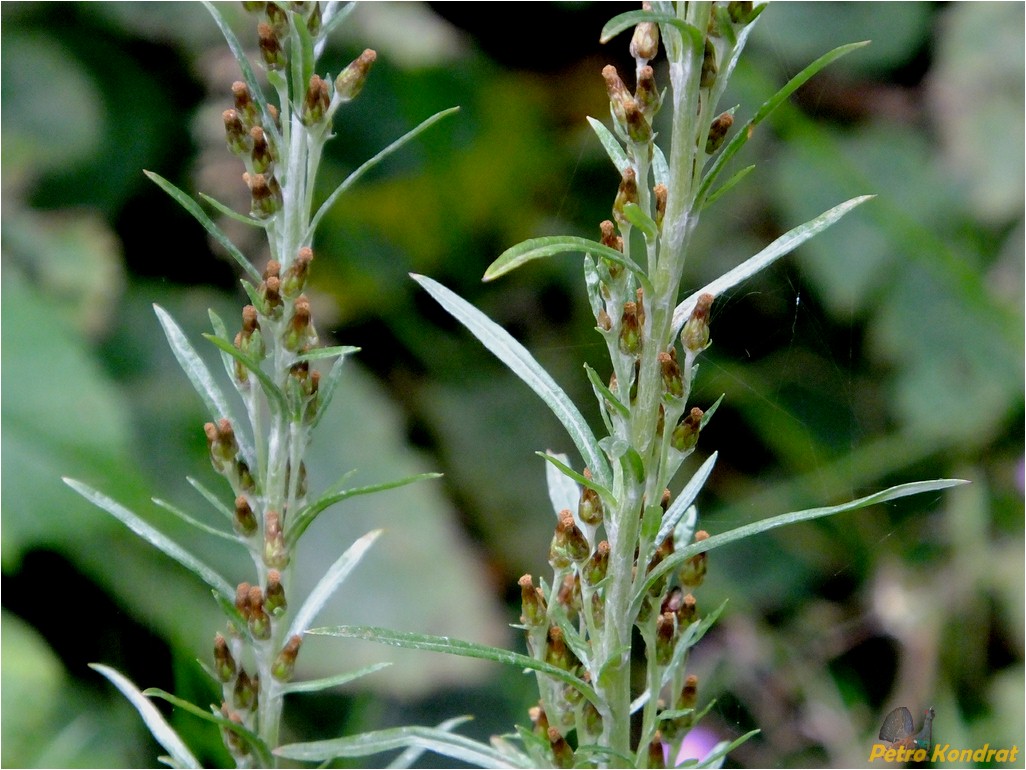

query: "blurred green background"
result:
(2, 2), (1022, 767)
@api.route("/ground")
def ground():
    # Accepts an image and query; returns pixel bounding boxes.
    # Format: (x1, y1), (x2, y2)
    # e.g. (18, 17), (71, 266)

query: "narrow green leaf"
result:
(538, 453), (616, 507)
(294, 345), (361, 362)
(65, 479), (235, 600)
(291, 13), (316, 102)
(414, 274), (611, 487)
(281, 662), (392, 694)
(623, 446), (645, 484)
(201, 1), (281, 147)
(153, 305), (255, 466)
(197, 192), (265, 228)
(89, 665), (201, 769)
(695, 730), (760, 768)
(186, 476), (233, 522)
(307, 626), (600, 707)
(652, 144), (671, 189)
(544, 451), (579, 519)
(143, 687), (272, 767)
(655, 451), (717, 545)
(144, 171), (261, 282)
(277, 724), (527, 768)
(599, 10), (704, 54)
(212, 590), (251, 642)
(622, 203), (659, 239)
(307, 107), (460, 239)
(202, 333), (287, 415)
(584, 363), (630, 420)
(287, 529), (382, 638)
(206, 309), (239, 392)
(483, 236), (645, 284)
(671, 196), (874, 335)
(697, 41), (870, 205)
(634, 479), (968, 611)
(151, 497), (240, 544)
(586, 116), (630, 174)
(287, 473), (442, 545)
(702, 164), (755, 209)
(575, 744), (638, 767)
(699, 394), (725, 429)
(673, 505), (698, 550)
(387, 717), (475, 769)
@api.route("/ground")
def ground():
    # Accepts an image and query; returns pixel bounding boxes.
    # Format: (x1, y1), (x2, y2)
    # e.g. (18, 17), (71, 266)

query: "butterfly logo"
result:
(878, 706), (935, 751)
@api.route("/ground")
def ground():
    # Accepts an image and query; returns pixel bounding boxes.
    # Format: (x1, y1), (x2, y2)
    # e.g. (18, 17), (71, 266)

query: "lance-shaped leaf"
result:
(599, 10), (704, 53)
(287, 529), (382, 639)
(671, 196), (873, 335)
(307, 625), (600, 707)
(483, 236), (646, 286)
(544, 451), (580, 519)
(308, 107), (459, 239)
(654, 451), (718, 546)
(280, 662), (392, 695)
(153, 305), (255, 466)
(89, 665), (201, 769)
(587, 116), (630, 174)
(145, 172), (262, 282)
(633, 479), (967, 614)
(697, 41), (869, 206)
(202, 332), (287, 416)
(538, 453), (616, 507)
(143, 687), (272, 767)
(65, 479), (235, 600)
(413, 274), (612, 488)
(197, 192), (264, 228)
(386, 716), (476, 769)
(151, 497), (239, 544)
(276, 724), (528, 768)
(286, 473), (441, 545)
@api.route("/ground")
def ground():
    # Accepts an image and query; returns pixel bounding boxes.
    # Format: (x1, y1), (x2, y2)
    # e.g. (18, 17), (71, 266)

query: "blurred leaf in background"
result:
(2, 2), (1022, 768)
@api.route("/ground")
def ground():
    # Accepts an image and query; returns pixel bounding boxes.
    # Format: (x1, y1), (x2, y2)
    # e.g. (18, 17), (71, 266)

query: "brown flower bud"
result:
(233, 669), (259, 710)
(613, 167), (639, 225)
(618, 300), (642, 356)
(518, 574), (547, 626)
(701, 38), (718, 88)
(223, 109), (249, 154)
(654, 183), (668, 228)
(265, 570), (287, 616)
(631, 22), (660, 62)
(232, 81), (258, 127)
(234, 495), (258, 537)
(549, 510), (590, 568)
(681, 293), (714, 354)
(303, 74), (331, 125)
(272, 635), (302, 681)
(679, 530), (709, 588)
(578, 471), (604, 526)
(706, 111), (734, 154)
(585, 540), (610, 585)
(548, 727), (574, 769)
(599, 219), (623, 253)
(335, 49), (376, 101)
(263, 510), (289, 569)
(282, 246), (313, 298)
(529, 704), (550, 740)
(602, 65), (632, 129)
(671, 406), (704, 453)
(635, 64), (660, 119)
(214, 632), (237, 682)
(658, 350), (685, 398)
(625, 99), (651, 143)
(250, 126), (274, 173)
(258, 22), (286, 70)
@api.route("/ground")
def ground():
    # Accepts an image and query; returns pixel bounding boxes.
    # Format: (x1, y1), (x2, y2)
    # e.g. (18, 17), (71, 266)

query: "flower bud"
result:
(247, 585), (271, 640)
(235, 581), (252, 616)
(613, 168), (639, 225)
(585, 540), (610, 585)
(549, 510), (589, 568)
(223, 109), (249, 155)
(272, 635), (302, 681)
(618, 301), (642, 356)
(205, 419), (238, 471)
(233, 669), (259, 710)
(529, 704), (550, 741)
(302, 74), (331, 125)
(658, 350), (684, 399)
(282, 247), (313, 298)
(265, 2), (288, 35)
(681, 293), (714, 354)
(578, 471), (604, 526)
(597, 308), (612, 331)
(544, 626), (572, 671)
(231, 81), (258, 127)
(220, 703), (249, 756)
(679, 530), (709, 587)
(233, 495), (258, 536)
(214, 633), (237, 682)
(245, 172), (282, 219)
(548, 727), (574, 769)
(599, 219), (623, 253)
(557, 572), (581, 618)
(631, 22), (660, 62)
(706, 111), (733, 154)
(602, 65), (632, 129)
(677, 593), (697, 625)
(263, 510), (289, 569)
(250, 126), (274, 173)
(265, 570), (287, 616)
(635, 65), (660, 120)
(654, 184), (668, 229)
(671, 407), (704, 453)
(335, 49), (376, 101)
(259, 274), (283, 316)
(625, 99), (651, 143)
(257, 22), (286, 70)
(701, 38), (718, 88)
(649, 731), (667, 769)
(678, 674), (699, 710)
(518, 574), (547, 626)
(655, 612), (676, 665)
